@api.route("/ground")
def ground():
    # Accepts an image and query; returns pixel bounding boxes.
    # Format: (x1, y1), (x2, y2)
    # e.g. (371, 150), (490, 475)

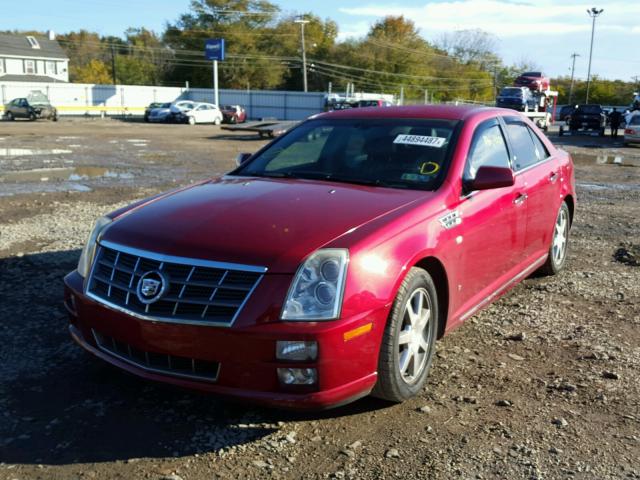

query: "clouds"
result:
(334, 0), (638, 79)
(338, 0), (640, 38)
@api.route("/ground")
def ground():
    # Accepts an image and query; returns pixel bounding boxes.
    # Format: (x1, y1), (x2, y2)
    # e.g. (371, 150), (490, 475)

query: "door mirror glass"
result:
(465, 166), (514, 191)
(235, 152), (252, 167)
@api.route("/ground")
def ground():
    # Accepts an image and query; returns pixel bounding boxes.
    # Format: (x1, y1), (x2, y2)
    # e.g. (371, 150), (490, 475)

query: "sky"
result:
(3, 0), (638, 82)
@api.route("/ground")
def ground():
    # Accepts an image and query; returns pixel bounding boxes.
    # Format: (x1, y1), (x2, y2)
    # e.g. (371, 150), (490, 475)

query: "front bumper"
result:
(64, 271), (384, 409)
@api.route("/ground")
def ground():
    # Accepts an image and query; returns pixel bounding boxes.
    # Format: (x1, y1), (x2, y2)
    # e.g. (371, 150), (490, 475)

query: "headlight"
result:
(281, 249), (348, 321)
(77, 216), (112, 278)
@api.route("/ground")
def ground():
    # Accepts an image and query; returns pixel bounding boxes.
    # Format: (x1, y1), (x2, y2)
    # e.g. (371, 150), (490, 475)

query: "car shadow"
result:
(0, 249), (391, 465)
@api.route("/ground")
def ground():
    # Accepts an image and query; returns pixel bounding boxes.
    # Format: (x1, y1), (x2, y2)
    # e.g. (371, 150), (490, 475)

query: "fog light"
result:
(276, 341), (318, 361)
(277, 367), (317, 385)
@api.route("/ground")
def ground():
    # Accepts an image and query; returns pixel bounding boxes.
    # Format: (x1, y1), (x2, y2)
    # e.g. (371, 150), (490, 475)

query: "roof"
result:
(315, 104), (494, 121)
(0, 74), (66, 83)
(0, 33), (68, 59)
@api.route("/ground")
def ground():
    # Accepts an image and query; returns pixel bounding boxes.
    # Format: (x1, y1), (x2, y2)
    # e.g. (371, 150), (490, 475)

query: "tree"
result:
(70, 59), (112, 84)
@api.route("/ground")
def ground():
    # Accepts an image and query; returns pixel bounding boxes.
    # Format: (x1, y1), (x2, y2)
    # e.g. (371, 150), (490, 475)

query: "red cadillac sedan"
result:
(64, 105), (575, 409)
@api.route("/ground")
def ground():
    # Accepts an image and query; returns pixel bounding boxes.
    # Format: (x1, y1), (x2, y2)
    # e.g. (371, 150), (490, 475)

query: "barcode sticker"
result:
(393, 134), (446, 148)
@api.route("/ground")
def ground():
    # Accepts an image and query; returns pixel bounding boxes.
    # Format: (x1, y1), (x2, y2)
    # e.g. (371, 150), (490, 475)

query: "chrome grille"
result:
(86, 241), (265, 326)
(92, 329), (220, 382)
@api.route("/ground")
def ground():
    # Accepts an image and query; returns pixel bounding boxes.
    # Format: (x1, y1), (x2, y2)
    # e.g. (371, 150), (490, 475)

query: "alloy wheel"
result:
(552, 208), (568, 265)
(397, 288), (432, 384)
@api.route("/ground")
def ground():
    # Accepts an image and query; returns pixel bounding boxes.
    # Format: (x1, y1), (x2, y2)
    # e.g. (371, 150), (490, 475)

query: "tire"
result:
(537, 202), (570, 276)
(188, 116), (196, 125)
(558, 127), (564, 137)
(372, 267), (438, 402)
(214, 116), (222, 126)
(29, 113), (37, 121)
(230, 115), (237, 125)
(5, 111), (14, 121)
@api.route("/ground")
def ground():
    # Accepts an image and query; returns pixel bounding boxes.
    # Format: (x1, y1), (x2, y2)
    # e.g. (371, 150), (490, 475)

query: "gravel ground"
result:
(0, 119), (639, 480)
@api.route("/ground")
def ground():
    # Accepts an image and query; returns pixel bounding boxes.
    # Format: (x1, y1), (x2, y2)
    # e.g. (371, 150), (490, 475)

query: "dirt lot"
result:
(0, 118), (639, 480)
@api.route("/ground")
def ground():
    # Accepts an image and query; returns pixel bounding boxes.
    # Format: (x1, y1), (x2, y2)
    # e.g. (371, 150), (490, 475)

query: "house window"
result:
(27, 36), (40, 49)
(46, 61), (56, 75)
(0, 59), (4, 74)
(24, 60), (36, 74)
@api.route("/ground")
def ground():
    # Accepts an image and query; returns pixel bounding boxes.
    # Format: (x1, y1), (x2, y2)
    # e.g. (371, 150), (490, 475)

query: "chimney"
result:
(48, 30), (55, 41)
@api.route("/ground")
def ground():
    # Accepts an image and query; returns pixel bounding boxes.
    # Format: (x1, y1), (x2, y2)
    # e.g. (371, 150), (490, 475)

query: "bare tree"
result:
(437, 29), (498, 67)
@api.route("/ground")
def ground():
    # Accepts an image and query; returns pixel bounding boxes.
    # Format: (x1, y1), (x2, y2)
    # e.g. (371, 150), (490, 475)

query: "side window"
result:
(504, 120), (538, 171)
(527, 126), (550, 162)
(464, 120), (510, 180)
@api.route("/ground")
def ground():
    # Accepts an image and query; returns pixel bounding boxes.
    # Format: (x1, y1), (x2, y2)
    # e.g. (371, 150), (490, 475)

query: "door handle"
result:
(549, 172), (559, 183)
(513, 193), (528, 205)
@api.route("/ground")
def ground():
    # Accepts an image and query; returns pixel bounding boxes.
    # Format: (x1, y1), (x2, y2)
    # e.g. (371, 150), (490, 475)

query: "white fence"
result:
(0, 81), (326, 120)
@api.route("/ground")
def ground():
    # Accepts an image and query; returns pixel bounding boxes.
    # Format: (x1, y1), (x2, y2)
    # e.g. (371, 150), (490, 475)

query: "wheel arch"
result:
(413, 256), (449, 339)
(563, 194), (575, 225)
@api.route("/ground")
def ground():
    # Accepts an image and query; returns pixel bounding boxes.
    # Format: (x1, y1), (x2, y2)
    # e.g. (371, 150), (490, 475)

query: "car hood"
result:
(102, 176), (429, 273)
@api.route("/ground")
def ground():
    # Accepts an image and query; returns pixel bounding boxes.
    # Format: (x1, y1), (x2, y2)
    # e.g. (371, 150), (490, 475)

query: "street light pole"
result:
(585, 7), (603, 104)
(569, 53), (580, 105)
(295, 18), (310, 93)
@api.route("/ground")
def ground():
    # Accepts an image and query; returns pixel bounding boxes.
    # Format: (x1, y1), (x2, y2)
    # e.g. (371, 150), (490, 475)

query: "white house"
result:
(0, 31), (69, 83)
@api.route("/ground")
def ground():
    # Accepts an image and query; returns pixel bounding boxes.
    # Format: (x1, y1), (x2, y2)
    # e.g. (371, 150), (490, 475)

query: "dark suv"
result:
(496, 87), (537, 112)
(3, 92), (58, 121)
(561, 104), (606, 136)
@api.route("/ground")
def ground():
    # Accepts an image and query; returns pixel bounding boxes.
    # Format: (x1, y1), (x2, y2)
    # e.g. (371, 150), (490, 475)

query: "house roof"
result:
(0, 74), (66, 83)
(0, 33), (68, 60)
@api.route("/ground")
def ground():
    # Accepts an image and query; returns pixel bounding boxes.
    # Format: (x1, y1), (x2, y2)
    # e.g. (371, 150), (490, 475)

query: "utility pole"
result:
(586, 7), (603, 104)
(569, 53), (580, 105)
(399, 86), (404, 106)
(295, 18), (310, 92)
(110, 44), (117, 85)
(424, 89), (428, 105)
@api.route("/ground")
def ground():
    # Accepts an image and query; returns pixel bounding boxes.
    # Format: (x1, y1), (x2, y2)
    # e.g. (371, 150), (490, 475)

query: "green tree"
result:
(70, 59), (112, 84)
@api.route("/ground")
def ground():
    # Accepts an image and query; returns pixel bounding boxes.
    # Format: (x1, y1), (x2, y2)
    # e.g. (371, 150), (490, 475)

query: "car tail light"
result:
(625, 129), (635, 135)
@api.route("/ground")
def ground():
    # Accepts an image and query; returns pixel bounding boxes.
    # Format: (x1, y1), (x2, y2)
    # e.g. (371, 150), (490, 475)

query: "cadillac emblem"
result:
(136, 271), (168, 304)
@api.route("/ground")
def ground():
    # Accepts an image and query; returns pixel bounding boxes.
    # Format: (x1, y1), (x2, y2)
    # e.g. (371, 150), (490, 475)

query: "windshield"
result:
(27, 91), (51, 106)
(577, 105), (602, 114)
(233, 118), (459, 191)
(501, 88), (522, 96)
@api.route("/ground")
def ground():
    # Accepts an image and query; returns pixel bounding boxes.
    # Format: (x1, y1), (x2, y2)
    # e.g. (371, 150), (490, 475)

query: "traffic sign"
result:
(205, 39), (225, 61)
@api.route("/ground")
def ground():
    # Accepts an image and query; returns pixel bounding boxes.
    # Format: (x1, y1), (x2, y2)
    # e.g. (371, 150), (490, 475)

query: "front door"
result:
(449, 118), (527, 319)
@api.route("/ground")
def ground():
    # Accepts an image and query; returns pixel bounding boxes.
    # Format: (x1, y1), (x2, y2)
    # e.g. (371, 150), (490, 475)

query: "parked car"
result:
(624, 114), (640, 146)
(175, 103), (224, 125)
(514, 72), (550, 92)
(354, 99), (394, 108)
(557, 105), (576, 123)
(496, 87), (537, 112)
(144, 102), (169, 122)
(221, 105), (247, 124)
(65, 105), (575, 409)
(4, 92), (58, 121)
(561, 104), (606, 136)
(148, 101), (194, 123)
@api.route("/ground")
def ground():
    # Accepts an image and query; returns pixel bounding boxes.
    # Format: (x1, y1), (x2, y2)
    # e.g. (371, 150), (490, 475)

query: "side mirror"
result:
(235, 152), (252, 167)
(464, 166), (515, 192)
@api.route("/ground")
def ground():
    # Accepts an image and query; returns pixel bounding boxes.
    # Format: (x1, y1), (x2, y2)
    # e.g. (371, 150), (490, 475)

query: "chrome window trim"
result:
(92, 330), (220, 383)
(85, 240), (266, 328)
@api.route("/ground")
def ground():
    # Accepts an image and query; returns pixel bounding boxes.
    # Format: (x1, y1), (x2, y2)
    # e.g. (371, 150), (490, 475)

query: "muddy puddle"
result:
(0, 166), (134, 183)
(572, 152), (640, 167)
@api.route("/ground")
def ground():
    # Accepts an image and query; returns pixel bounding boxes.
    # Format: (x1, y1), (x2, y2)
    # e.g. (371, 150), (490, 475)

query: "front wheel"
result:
(5, 111), (14, 121)
(188, 116), (196, 125)
(372, 267), (438, 402)
(214, 116), (222, 125)
(538, 202), (570, 276)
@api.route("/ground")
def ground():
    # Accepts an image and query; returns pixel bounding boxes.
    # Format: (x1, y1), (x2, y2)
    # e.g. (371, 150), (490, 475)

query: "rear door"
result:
(502, 117), (561, 261)
(452, 118), (527, 314)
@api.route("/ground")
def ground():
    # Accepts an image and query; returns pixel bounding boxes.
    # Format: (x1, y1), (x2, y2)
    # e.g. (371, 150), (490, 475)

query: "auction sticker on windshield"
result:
(393, 134), (446, 148)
